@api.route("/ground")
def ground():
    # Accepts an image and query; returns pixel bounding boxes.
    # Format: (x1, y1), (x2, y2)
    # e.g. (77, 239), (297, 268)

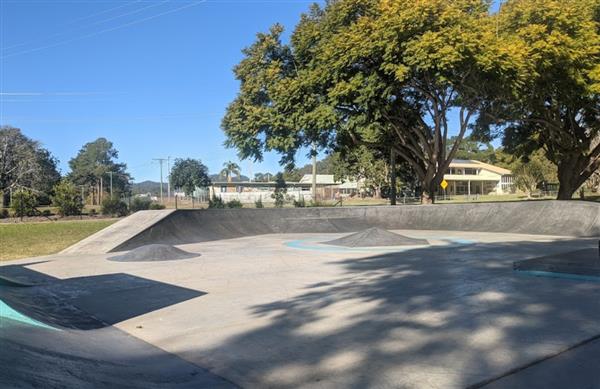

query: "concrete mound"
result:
(324, 227), (428, 247)
(109, 244), (199, 262)
(514, 248), (600, 278)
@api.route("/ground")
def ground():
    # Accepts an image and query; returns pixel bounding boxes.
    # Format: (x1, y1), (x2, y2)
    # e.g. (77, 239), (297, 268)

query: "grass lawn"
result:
(0, 219), (116, 261)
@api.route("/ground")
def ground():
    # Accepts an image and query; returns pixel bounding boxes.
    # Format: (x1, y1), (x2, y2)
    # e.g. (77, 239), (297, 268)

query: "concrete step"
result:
(61, 210), (176, 254)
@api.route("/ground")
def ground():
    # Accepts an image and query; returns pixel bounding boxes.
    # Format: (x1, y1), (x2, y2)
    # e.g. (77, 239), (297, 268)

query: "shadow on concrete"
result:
(0, 266), (205, 330)
(196, 239), (600, 388)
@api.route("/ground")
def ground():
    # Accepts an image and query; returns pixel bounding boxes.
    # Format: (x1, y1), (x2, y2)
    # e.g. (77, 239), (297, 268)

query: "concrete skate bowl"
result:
(112, 201), (600, 251)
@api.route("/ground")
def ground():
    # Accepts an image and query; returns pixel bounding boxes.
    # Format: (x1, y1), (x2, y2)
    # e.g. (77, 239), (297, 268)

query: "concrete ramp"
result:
(108, 201), (599, 252)
(61, 209), (175, 254)
(61, 201), (600, 254)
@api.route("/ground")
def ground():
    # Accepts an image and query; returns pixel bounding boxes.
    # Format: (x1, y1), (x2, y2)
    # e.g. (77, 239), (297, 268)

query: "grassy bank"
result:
(0, 219), (116, 261)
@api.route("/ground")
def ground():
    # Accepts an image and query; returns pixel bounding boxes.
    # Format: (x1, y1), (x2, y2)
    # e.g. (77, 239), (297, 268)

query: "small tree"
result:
(255, 196), (264, 208)
(271, 173), (287, 208)
(514, 163), (544, 199)
(170, 158), (211, 197)
(52, 180), (84, 216)
(11, 189), (38, 217)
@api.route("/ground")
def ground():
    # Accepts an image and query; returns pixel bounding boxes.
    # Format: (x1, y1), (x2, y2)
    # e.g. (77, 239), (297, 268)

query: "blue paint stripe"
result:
(0, 300), (60, 331)
(285, 236), (475, 253)
(515, 270), (600, 282)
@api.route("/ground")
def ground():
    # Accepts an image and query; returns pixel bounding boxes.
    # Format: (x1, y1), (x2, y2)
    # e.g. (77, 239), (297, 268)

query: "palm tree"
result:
(220, 161), (241, 183)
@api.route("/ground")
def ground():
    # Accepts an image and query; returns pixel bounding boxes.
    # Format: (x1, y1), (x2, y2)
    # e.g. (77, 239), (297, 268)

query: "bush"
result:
(271, 173), (287, 208)
(0, 208), (9, 219)
(293, 196), (306, 208)
(42, 209), (52, 217)
(89, 208), (97, 216)
(254, 197), (264, 208)
(52, 181), (84, 216)
(101, 197), (129, 217)
(149, 202), (166, 210)
(226, 199), (243, 208)
(11, 190), (38, 217)
(130, 197), (152, 212)
(208, 195), (225, 209)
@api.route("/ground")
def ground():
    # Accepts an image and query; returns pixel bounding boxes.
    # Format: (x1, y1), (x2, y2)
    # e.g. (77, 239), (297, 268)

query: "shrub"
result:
(42, 209), (52, 217)
(11, 190), (38, 217)
(293, 196), (306, 208)
(52, 180), (84, 216)
(130, 197), (152, 212)
(101, 197), (129, 217)
(226, 199), (243, 208)
(254, 197), (264, 208)
(0, 208), (9, 219)
(208, 195), (225, 209)
(89, 208), (97, 216)
(149, 202), (166, 210)
(271, 173), (287, 208)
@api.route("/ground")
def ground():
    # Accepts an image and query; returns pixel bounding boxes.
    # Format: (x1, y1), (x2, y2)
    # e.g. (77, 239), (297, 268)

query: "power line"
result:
(2, 0), (143, 52)
(1, 1), (207, 60)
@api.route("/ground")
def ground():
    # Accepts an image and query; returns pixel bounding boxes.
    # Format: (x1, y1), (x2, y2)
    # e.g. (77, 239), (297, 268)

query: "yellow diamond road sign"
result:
(440, 180), (448, 190)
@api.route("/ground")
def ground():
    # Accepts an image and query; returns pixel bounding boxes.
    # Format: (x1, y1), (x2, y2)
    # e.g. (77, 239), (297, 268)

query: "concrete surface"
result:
(113, 201), (600, 251)
(2, 202), (600, 388)
(62, 209), (175, 254)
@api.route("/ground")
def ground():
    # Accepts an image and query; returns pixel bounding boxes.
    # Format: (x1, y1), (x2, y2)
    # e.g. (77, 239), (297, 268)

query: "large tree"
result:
(223, 0), (505, 203)
(68, 138), (131, 204)
(170, 158), (211, 196)
(482, 0), (600, 199)
(0, 126), (60, 206)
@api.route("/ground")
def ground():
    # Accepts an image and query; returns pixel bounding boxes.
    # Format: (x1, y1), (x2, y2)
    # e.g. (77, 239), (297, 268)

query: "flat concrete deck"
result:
(2, 230), (600, 388)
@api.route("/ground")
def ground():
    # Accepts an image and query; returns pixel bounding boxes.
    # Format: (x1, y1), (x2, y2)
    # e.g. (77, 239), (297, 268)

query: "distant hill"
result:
(132, 175), (251, 195)
(209, 174), (250, 183)
(131, 180), (162, 195)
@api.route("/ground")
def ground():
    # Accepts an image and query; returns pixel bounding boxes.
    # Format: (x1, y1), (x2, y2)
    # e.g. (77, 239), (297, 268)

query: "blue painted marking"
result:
(0, 300), (59, 331)
(285, 236), (476, 253)
(515, 270), (600, 283)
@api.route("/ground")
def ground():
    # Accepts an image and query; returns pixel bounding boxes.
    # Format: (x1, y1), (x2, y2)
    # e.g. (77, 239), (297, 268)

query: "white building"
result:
(443, 160), (513, 195)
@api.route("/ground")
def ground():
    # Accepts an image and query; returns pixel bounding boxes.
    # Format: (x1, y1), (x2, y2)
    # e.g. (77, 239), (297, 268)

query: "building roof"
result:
(299, 174), (338, 185)
(449, 159), (511, 175)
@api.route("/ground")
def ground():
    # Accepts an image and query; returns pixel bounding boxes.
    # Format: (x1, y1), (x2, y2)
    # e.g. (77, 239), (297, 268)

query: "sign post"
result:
(440, 180), (449, 201)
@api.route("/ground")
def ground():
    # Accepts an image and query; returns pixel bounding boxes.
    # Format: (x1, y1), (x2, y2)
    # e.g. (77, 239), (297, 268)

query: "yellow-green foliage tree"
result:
(481, 0), (600, 200)
(223, 0), (507, 203)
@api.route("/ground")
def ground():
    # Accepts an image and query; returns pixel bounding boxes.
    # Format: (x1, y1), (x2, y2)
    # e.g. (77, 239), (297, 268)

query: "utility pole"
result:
(153, 158), (167, 203)
(109, 171), (113, 198)
(390, 149), (397, 206)
(167, 156), (171, 202)
(311, 142), (317, 202)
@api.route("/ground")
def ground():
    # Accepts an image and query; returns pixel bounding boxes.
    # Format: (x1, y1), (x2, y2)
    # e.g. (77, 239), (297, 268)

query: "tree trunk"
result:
(556, 158), (580, 200)
(390, 150), (397, 206)
(2, 189), (10, 208)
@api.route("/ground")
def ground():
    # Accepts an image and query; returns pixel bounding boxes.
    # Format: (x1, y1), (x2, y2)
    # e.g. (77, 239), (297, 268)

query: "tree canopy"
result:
(68, 138), (131, 203)
(170, 158), (211, 196)
(222, 0), (511, 203)
(480, 0), (600, 199)
(0, 126), (61, 206)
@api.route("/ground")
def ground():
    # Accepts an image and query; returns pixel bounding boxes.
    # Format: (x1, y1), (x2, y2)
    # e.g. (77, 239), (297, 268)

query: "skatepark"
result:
(1, 201), (600, 388)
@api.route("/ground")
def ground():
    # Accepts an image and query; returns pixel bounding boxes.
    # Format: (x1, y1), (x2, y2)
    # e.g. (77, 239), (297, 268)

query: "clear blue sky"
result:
(0, 0), (501, 182)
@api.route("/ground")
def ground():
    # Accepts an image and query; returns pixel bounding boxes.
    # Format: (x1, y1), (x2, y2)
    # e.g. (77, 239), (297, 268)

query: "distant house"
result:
(206, 174), (360, 203)
(443, 160), (513, 195)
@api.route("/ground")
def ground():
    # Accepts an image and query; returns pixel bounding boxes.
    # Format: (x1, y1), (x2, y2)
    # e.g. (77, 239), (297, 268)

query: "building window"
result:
(464, 168), (478, 175)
